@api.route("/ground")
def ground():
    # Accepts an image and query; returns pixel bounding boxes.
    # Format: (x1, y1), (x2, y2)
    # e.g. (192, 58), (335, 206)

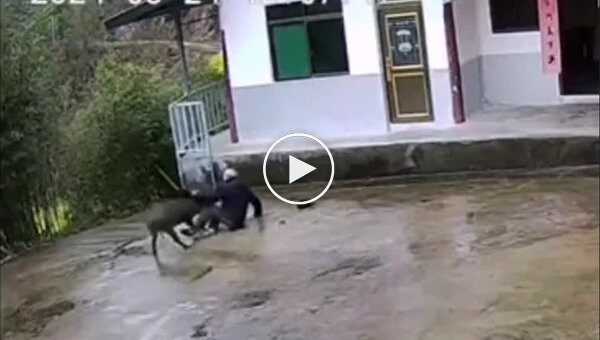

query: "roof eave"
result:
(104, 0), (208, 30)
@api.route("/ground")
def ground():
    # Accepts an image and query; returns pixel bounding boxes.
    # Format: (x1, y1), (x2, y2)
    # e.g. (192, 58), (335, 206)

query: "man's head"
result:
(223, 168), (239, 183)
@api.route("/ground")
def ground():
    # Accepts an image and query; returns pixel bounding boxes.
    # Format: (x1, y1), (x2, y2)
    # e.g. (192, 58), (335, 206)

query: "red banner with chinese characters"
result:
(538, 0), (562, 74)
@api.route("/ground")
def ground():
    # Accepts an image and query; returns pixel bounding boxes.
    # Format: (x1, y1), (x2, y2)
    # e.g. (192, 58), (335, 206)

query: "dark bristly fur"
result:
(146, 190), (213, 256)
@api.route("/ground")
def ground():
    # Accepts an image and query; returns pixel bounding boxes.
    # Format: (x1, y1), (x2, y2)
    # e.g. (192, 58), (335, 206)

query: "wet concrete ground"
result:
(2, 176), (599, 340)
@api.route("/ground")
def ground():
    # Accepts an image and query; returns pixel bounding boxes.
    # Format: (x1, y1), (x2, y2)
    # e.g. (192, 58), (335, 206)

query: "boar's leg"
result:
(166, 228), (189, 250)
(151, 230), (159, 257)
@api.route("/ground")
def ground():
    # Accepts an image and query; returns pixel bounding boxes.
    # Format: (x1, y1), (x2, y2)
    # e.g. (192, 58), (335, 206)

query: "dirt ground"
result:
(1, 176), (599, 340)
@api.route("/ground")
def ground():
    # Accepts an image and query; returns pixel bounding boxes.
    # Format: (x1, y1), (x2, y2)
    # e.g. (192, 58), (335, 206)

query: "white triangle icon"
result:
(289, 155), (316, 184)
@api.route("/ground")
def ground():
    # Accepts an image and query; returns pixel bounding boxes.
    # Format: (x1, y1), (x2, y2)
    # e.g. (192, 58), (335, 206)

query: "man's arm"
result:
(211, 185), (226, 201)
(192, 185), (224, 205)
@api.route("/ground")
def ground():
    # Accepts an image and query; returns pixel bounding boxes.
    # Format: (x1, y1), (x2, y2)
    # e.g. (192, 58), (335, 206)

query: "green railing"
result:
(169, 80), (228, 189)
(175, 80), (229, 135)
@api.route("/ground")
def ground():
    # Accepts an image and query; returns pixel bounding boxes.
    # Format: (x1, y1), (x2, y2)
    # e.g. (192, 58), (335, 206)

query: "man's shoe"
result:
(180, 228), (194, 237)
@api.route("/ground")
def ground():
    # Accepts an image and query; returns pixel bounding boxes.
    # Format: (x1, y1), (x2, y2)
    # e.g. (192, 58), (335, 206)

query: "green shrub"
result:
(0, 3), (70, 246)
(1, 1), (195, 251)
(192, 53), (225, 85)
(208, 53), (225, 77)
(61, 56), (181, 225)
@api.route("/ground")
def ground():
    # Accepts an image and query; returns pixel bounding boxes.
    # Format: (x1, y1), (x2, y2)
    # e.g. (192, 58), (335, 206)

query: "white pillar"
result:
(422, 0), (455, 127)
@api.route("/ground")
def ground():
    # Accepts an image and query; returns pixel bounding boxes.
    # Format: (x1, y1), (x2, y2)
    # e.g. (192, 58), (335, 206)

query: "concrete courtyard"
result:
(2, 174), (598, 340)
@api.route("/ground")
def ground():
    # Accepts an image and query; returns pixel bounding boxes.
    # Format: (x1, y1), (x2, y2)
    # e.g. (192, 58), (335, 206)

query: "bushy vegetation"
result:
(59, 58), (181, 226)
(0, 2), (223, 257)
(192, 53), (225, 84)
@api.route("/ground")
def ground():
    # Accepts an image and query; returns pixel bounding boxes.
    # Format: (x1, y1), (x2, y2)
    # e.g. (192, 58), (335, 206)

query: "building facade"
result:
(453, 0), (599, 112)
(219, 0), (598, 144)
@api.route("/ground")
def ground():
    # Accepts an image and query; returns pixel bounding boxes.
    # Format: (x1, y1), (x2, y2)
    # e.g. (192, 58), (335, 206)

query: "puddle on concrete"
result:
(4, 299), (75, 337)
(114, 245), (150, 258)
(313, 255), (382, 279)
(203, 249), (259, 263)
(482, 318), (586, 340)
(1, 176), (598, 340)
(190, 265), (214, 282)
(231, 289), (273, 309)
(190, 323), (209, 338)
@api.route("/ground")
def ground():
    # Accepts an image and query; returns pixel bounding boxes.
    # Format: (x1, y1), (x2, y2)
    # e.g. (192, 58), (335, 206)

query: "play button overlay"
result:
(263, 133), (335, 205)
(288, 156), (316, 184)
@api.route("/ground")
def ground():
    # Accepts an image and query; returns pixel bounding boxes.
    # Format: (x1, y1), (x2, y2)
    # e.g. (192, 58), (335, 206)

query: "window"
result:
(266, 0), (349, 81)
(489, 0), (539, 33)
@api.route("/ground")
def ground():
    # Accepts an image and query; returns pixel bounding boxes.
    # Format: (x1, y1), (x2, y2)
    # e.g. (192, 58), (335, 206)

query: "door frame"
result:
(376, 1), (435, 124)
(443, 1), (466, 124)
(221, 29), (239, 144)
(556, 0), (600, 95)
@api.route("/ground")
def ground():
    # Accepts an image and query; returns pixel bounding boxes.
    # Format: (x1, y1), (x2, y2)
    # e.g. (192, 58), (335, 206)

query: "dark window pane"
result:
(305, 0), (342, 15)
(387, 15), (422, 67)
(271, 23), (312, 80)
(489, 0), (539, 33)
(307, 18), (349, 74)
(266, 3), (304, 21)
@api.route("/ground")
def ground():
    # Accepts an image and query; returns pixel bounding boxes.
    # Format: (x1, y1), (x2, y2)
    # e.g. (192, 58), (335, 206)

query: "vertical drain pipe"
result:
(173, 10), (192, 94)
(172, 9), (192, 189)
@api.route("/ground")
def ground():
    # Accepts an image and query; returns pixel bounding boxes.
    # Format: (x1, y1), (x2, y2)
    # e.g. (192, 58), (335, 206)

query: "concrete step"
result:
(220, 136), (599, 186)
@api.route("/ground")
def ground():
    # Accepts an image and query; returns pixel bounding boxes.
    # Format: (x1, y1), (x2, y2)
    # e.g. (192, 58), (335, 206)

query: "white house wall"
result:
(220, 0), (454, 143)
(421, 0), (454, 128)
(452, 0), (484, 114)
(453, 0), (562, 109)
(477, 0), (560, 105)
(219, 0), (273, 88)
(342, 1), (383, 76)
(452, 0), (480, 63)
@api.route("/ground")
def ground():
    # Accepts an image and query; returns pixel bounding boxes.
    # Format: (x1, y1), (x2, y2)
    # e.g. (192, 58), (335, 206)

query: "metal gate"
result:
(168, 100), (217, 189)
